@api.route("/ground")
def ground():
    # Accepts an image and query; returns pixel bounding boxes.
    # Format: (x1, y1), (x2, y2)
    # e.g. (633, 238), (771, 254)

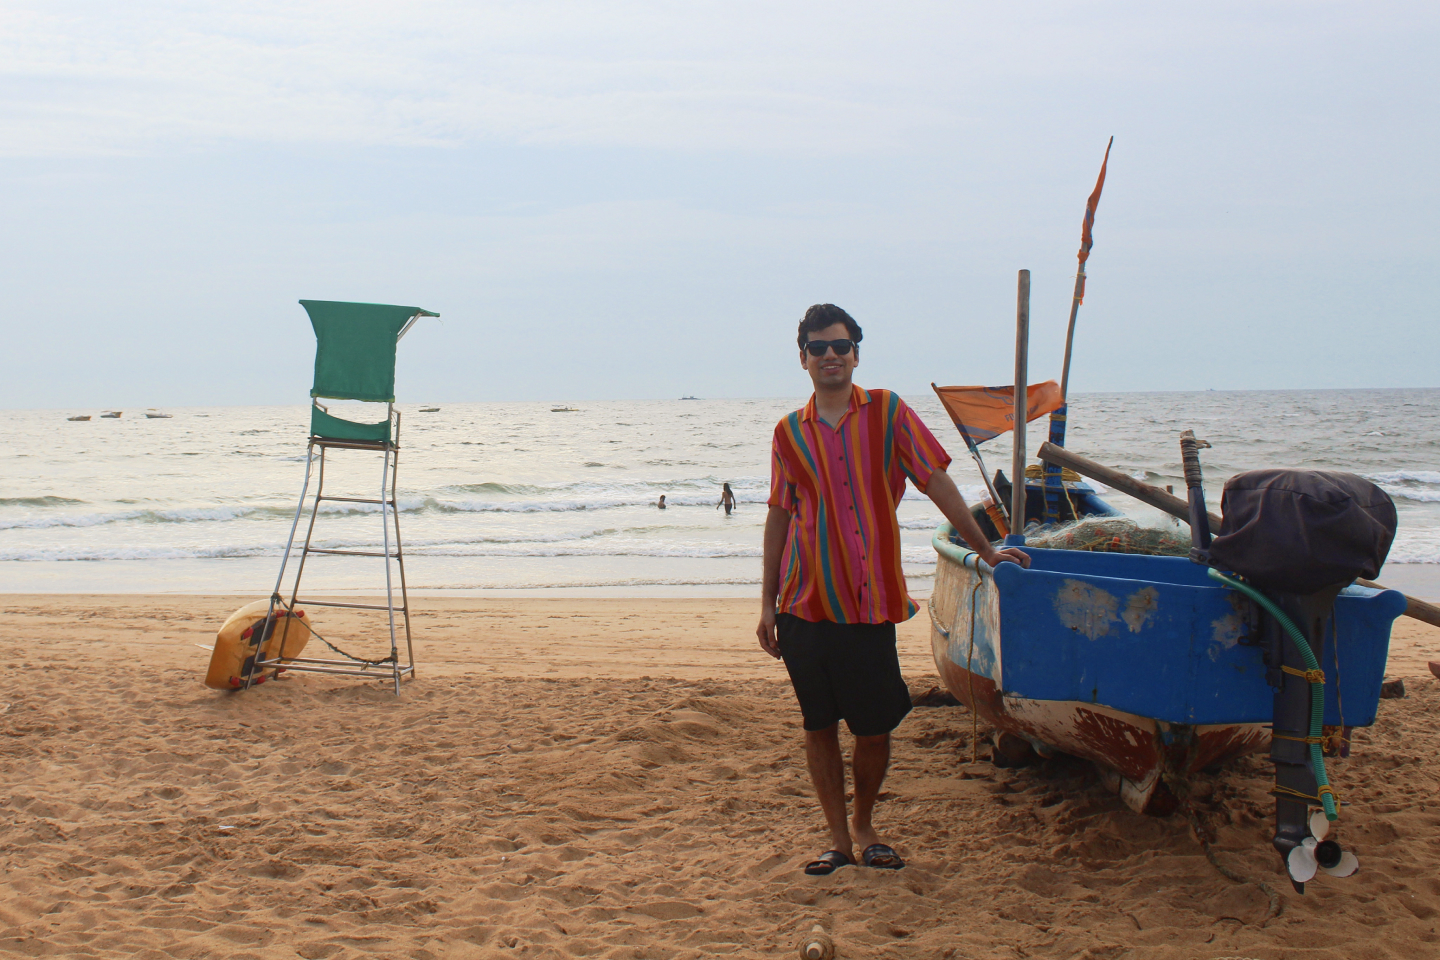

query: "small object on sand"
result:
(1429, 661), (1440, 680)
(796, 923), (835, 960)
(1379, 678), (1406, 699)
(991, 731), (1038, 768)
(910, 684), (960, 707)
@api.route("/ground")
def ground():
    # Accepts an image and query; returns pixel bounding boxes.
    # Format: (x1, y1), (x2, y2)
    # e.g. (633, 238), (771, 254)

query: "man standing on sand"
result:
(757, 303), (1030, 876)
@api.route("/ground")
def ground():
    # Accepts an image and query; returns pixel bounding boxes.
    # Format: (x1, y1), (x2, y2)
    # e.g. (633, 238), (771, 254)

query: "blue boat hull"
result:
(928, 523), (1405, 813)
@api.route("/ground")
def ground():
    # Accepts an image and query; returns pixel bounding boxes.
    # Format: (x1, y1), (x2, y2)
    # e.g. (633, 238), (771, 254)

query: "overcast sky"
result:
(2, 1), (1436, 408)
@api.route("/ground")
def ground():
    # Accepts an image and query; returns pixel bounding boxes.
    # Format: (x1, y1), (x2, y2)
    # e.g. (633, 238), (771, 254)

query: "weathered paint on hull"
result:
(929, 542), (1270, 815)
(934, 654), (1268, 814)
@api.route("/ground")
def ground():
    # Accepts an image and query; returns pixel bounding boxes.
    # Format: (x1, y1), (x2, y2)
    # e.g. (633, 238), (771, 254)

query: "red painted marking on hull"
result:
(937, 657), (1270, 808)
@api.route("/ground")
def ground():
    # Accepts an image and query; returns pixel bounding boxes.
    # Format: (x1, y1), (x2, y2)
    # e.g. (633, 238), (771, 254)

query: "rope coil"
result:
(1270, 782), (1340, 804)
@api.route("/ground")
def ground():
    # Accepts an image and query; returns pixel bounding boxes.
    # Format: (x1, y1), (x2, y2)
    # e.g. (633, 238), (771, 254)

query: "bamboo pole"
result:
(1059, 266), (1085, 403)
(1037, 441), (1440, 629)
(1009, 270), (1030, 543)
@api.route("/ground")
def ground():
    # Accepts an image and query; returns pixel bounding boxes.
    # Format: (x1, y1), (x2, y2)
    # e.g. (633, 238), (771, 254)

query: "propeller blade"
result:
(1309, 808), (1330, 842)
(1320, 851), (1360, 878)
(1288, 839), (1319, 884)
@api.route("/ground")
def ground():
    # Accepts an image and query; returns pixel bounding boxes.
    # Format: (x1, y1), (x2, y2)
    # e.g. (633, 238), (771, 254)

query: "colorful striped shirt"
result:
(767, 385), (952, 624)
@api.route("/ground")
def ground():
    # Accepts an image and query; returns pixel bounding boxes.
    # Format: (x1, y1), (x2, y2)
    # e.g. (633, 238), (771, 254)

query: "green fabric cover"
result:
(301, 300), (435, 402)
(310, 404), (392, 443)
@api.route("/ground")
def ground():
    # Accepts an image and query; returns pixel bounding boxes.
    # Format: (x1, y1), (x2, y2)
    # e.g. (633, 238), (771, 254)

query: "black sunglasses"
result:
(803, 338), (856, 357)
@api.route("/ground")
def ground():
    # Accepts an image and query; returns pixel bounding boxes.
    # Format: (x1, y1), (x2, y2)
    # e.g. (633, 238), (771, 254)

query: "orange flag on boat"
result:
(932, 381), (1064, 446)
(1075, 136), (1113, 305)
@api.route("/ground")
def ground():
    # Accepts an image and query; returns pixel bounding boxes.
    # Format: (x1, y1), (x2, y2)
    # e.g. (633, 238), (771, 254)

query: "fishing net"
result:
(1024, 515), (1192, 557)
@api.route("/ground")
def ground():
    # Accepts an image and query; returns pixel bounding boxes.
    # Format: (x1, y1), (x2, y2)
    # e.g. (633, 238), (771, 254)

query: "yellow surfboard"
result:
(205, 600), (314, 689)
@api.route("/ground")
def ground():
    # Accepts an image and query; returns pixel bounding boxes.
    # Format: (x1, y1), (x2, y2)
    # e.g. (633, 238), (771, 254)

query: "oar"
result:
(1037, 441), (1440, 630)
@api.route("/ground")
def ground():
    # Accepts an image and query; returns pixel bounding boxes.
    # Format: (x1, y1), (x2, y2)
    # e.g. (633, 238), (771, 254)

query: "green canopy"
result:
(300, 300), (439, 403)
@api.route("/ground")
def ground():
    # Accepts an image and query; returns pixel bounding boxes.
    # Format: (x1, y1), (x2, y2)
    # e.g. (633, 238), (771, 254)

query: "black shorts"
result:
(776, 613), (913, 737)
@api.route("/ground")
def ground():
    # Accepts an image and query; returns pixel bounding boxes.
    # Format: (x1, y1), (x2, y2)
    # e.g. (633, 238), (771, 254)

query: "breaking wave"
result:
(1367, 471), (1440, 503)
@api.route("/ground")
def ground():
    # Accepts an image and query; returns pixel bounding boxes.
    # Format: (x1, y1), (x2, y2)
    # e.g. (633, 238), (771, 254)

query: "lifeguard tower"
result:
(248, 300), (438, 695)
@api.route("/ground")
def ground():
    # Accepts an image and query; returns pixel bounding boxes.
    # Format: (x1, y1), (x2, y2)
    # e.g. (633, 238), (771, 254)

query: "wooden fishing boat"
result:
(100, 410), (122, 418)
(931, 146), (1411, 890)
(66, 415), (91, 421)
(927, 523), (1406, 814)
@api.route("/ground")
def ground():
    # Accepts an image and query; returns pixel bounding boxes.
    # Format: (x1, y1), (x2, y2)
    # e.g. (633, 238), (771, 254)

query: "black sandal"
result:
(861, 843), (905, 869)
(803, 850), (853, 876)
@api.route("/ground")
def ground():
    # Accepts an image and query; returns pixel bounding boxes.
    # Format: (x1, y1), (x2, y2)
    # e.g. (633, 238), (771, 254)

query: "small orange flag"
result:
(1075, 136), (1113, 305)
(932, 381), (1064, 446)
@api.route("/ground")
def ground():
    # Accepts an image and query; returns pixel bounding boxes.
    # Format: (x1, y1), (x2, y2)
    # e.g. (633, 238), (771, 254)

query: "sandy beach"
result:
(2, 595), (1439, 959)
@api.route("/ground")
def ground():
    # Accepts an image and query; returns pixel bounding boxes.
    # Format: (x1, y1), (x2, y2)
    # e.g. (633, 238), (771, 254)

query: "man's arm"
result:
(756, 505), (790, 658)
(922, 467), (1030, 569)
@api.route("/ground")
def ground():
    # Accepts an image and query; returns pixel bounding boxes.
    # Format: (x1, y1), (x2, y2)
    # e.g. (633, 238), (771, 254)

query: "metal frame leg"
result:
(247, 441), (319, 690)
(379, 417), (400, 695)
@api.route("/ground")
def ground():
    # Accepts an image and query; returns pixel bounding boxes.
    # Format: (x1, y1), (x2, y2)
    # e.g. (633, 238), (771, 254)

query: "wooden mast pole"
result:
(1059, 267), (1085, 401)
(1045, 136), (1113, 523)
(1009, 269), (1030, 545)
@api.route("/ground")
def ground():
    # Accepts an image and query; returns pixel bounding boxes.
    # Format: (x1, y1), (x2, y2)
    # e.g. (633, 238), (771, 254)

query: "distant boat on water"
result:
(551, 406), (580, 413)
(100, 410), (122, 418)
(67, 415), (91, 421)
(419, 406), (440, 413)
(680, 395), (699, 400)
(145, 410), (173, 419)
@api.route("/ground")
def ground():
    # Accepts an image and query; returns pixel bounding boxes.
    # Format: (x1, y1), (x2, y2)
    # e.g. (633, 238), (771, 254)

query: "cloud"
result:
(0, 1), (977, 155)
(11, 2), (1427, 157)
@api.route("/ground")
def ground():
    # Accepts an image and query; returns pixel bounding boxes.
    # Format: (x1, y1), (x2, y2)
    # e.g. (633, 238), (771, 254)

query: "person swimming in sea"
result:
(655, 495), (667, 509)
(717, 482), (736, 516)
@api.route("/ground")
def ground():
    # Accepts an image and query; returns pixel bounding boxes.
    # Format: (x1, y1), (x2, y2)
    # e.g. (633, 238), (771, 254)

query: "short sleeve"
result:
(893, 396), (952, 491)
(767, 432), (797, 511)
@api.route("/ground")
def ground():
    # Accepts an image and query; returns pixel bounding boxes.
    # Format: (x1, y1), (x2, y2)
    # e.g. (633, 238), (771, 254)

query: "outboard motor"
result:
(1180, 432), (1396, 893)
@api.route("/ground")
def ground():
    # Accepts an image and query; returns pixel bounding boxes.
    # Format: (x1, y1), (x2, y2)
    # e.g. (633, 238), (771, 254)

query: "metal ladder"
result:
(248, 406), (414, 695)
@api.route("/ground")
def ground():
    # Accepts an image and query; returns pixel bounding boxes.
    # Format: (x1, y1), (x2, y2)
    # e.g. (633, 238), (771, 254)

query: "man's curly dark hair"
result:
(796, 304), (863, 350)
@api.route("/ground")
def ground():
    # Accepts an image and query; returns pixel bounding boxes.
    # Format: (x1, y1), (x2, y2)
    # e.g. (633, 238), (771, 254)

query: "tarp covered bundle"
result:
(933, 381), (1064, 445)
(1209, 470), (1397, 594)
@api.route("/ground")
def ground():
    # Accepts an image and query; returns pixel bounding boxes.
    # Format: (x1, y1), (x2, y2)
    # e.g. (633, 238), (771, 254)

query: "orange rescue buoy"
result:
(205, 600), (314, 690)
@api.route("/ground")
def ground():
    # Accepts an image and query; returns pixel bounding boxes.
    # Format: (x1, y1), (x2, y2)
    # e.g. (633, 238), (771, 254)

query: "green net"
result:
(1024, 515), (1193, 557)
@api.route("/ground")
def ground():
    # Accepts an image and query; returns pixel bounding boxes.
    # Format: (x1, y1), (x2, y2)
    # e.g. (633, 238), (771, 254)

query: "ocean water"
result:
(2, 389), (1437, 596)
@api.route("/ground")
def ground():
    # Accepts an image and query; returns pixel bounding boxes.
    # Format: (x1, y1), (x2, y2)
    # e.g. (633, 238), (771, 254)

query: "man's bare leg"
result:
(850, 732), (891, 853)
(805, 724), (853, 860)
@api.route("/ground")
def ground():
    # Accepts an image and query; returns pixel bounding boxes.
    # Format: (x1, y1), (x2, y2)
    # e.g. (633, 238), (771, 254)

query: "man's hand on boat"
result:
(924, 468), (1032, 570)
(976, 545), (1031, 568)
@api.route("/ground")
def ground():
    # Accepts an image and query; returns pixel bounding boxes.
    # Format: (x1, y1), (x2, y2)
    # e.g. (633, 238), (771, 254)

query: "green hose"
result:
(1207, 567), (1338, 821)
